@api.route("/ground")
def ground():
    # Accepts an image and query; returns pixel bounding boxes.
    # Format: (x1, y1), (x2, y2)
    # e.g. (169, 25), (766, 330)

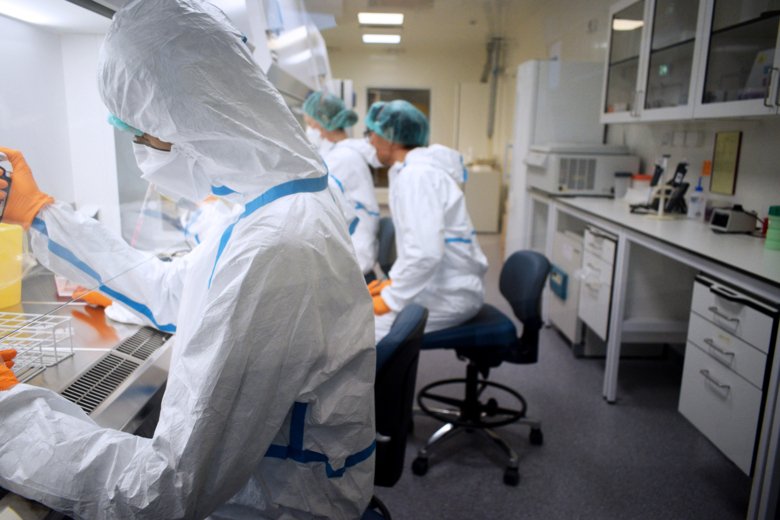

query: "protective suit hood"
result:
(404, 144), (467, 185)
(98, 0), (324, 204)
(337, 137), (383, 168)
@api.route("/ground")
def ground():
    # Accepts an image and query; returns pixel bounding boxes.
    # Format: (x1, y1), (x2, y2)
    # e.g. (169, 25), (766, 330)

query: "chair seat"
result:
(422, 304), (517, 353)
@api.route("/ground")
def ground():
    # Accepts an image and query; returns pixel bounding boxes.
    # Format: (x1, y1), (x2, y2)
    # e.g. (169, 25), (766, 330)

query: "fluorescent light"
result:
(286, 49), (312, 65)
(612, 18), (644, 31)
(362, 34), (401, 44)
(0, 0), (54, 25)
(358, 12), (404, 26)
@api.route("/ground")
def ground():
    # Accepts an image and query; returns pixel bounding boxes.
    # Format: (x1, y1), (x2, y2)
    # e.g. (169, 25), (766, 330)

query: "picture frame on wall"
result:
(710, 131), (742, 195)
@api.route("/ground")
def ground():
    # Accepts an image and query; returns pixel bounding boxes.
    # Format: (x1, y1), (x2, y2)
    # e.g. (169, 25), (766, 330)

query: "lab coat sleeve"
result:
(0, 247), (311, 519)
(382, 171), (445, 310)
(28, 202), (185, 333)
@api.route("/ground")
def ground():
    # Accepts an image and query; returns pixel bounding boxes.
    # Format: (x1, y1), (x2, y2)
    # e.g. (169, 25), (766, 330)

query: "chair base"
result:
(413, 362), (543, 486)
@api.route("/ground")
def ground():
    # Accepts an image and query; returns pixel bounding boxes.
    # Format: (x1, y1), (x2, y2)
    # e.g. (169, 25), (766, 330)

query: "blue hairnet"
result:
(365, 100), (429, 148)
(303, 92), (358, 131)
(108, 114), (143, 136)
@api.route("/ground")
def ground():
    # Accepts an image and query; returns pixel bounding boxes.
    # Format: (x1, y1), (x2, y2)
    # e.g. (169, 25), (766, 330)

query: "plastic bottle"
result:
(767, 205), (780, 251)
(0, 223), (23, 308)
(687, 177), (706, 221)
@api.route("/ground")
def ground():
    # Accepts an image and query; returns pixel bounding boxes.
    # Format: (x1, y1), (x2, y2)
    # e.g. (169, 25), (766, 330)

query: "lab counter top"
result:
(538, 193), (780, 290)
(0, 268), (172, 519)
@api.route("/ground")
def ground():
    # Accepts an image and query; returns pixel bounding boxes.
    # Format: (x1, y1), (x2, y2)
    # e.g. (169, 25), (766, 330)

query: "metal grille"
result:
(61, 353), (139, 414)
(559, 158), (597, 191)
(115, 327), (168, 360)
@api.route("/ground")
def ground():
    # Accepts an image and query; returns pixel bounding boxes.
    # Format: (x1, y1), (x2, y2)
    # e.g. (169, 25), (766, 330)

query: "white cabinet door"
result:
(639, 0), (708, 121)
(693, 0), (780, 118)
(601, 0), (651, 123)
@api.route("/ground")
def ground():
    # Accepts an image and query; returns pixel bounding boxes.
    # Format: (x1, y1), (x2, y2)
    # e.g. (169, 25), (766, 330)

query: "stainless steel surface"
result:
(0, 271), (172, 518)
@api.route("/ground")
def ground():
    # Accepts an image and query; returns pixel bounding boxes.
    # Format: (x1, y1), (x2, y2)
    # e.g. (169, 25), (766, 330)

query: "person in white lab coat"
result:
(366, 99), (488, 342)
(0, 1), (375, 519)
(303, 92), (381, 278)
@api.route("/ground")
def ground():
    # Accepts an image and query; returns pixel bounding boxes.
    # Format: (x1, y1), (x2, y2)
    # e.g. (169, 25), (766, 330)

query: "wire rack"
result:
(0, 312), (74, 382)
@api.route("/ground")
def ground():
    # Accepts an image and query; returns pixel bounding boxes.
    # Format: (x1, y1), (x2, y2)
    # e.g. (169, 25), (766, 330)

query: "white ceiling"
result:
(0, 0), (111, 33)
(316, 0), (530, 53)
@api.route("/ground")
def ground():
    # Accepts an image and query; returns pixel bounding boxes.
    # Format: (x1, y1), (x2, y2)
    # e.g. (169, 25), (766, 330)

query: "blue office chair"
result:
(412, 250), (551, 486)
(376, 216), (396, 278)
(362, 304), (428, 520)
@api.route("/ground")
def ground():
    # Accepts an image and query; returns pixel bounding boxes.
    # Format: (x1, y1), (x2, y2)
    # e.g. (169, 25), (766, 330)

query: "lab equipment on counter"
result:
(0, 311), (74, 382)
(710, 206), (759, 233)
(525, 143), (639, 196)
(687, 178), (706, 220)
(0, 224), (22, 308)
(765, 206), (780, 250)
(613, 172), (631, 199)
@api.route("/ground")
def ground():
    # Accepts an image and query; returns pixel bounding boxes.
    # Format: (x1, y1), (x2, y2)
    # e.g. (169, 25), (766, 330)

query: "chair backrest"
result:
(374, 304), (428, 488)
(377, 217), (396, 277)
(499, 250), (551, 363)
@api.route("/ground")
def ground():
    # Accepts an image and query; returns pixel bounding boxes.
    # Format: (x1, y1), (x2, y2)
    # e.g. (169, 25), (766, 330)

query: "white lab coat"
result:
(324, 138), (380, 275)
(375, 145), (488, 342)
(0, 1), (375, 518)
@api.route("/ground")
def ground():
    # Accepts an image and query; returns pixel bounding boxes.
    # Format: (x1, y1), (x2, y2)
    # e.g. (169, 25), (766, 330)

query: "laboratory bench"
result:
(525, 189), (780, 519)
(0, 267), (172, 520)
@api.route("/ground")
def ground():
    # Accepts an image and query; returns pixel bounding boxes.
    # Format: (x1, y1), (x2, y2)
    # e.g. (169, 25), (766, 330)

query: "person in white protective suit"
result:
(0, 1), (376, 518)
(365, 100), (488, 343)
(303, 92), (381, 278)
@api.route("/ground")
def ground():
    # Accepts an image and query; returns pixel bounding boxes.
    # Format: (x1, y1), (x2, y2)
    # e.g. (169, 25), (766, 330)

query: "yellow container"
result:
(0, 223), (23, 308)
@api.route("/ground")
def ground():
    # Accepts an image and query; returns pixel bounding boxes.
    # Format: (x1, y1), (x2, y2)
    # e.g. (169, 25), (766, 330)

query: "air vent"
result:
(559, 157), (597, 191)
(61, 353), (139, 414)
(115, 327), (169, 361)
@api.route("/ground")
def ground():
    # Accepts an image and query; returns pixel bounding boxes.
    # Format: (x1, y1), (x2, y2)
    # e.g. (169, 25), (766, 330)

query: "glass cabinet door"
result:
(643, 0), (701, 115)
(697, 0), (780, 116)
(603, 0), (647, 120)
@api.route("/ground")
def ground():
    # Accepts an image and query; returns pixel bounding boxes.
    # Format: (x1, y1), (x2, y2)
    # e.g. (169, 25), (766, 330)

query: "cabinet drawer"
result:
(581, 250), (612, 288)
(691, 278), (776, 352)
(583, 228), (616, 265)
(688, 312), (767, 389)
(578, 276), (610, 341)
(679, 342), (762, 475)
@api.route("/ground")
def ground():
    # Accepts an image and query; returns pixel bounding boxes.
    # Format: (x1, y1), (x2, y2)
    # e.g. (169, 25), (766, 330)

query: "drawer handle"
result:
(700, 369), (731, 393)
(708, 306), (740, 325)
(709, 286), (752, 306)
(703, 338), (735, 359)
(585, 282), (601, 291)
(586, 263), (601, 273)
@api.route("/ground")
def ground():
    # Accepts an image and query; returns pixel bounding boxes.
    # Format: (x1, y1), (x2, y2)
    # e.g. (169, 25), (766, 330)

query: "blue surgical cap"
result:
(303, 92), (358, 131)
(107, 114), (143, 137)
(365, 100), (429, 148)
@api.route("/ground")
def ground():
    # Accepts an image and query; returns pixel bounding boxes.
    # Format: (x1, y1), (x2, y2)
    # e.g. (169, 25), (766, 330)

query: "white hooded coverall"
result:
(374, 145), (488, 342)
(0, 1), (376, 518)
(323, 138), (380, 275)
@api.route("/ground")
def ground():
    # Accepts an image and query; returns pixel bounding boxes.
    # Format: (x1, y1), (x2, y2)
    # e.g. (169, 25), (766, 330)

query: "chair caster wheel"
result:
(485, 398), (499, 416)
(412, 457), (428, 476)
(530, 427), (543, 446)
(503, 467), (519, 486)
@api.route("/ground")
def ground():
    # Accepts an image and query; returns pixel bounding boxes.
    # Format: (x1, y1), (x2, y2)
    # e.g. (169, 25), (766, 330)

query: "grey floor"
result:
(378, 233), (751, 520)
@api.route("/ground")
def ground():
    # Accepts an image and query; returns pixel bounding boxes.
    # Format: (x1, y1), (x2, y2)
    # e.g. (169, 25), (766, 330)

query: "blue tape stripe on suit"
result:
(445, 237), (472, 244)
(264, 401), (375, 479)
(330, 174), (345, 193)
(211, 185), (236, 196)
(349, 217), (359, 235)
(354, 202), (380, 218)
(31, 218), (176, 333)
(208, 175), (329, 288)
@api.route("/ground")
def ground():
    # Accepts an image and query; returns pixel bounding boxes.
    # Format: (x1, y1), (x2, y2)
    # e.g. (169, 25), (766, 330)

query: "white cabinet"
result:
(603, 0), (780, 122)
(602, 0), (707, 123)
(678, 275), (779, 474)
(693, 0), (780, 118)
(577, 228), (617, 340)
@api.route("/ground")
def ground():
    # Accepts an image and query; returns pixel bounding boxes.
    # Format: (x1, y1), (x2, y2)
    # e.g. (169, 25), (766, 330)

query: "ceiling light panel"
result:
(358, 12), (404, 26)
(362, 34), (401, 44)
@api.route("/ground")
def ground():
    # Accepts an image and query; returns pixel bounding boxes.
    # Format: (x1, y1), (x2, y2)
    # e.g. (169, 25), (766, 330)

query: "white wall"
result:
(60, 34), (121, 234)
(0, 15), (74, 201)
(328, 47), (485, 148)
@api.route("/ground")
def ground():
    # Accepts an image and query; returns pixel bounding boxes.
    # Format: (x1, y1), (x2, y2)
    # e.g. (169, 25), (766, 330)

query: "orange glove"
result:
(0, 349), (19, 391)
(368, 279), (391, 297)
(0, 147), (54, 229)
(71, 306), (118, 343)
(373, 296), (391, 316)
(72, 286), (113, 308)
